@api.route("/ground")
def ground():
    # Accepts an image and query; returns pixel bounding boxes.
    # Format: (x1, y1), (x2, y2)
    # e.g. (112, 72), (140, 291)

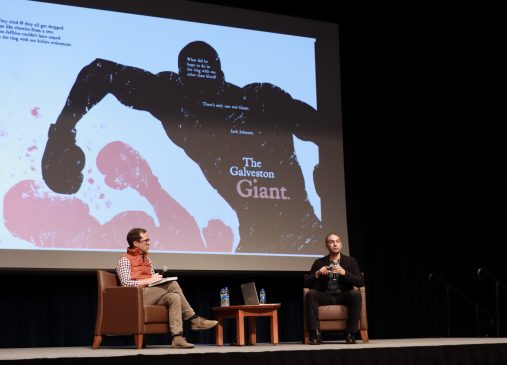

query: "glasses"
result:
(137, 239), (151, 244)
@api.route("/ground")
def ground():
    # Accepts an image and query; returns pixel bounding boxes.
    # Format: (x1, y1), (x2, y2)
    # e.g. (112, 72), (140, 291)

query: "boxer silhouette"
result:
(42, 41), (324, 253)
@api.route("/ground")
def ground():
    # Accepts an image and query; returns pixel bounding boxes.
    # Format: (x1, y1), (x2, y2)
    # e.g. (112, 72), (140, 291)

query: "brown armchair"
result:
(93, 270), (169, 349)
(303, 285), (369, 344)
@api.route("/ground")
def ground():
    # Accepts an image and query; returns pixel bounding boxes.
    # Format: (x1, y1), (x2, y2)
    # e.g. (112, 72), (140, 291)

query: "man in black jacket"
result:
(304, 233), (364, 344)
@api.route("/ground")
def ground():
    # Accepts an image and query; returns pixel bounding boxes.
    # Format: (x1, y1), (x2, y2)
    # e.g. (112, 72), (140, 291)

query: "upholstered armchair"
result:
(303, 285), (369, 344)
(93, 270), (169, 349)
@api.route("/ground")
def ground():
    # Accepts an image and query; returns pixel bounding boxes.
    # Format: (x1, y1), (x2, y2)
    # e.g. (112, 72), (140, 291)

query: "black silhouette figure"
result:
(42, 41), (325, 253)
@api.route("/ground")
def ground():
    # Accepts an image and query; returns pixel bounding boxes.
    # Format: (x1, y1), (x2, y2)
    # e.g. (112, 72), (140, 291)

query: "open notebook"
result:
(240, 282), (260, 305)
(148, 276), (178, 287)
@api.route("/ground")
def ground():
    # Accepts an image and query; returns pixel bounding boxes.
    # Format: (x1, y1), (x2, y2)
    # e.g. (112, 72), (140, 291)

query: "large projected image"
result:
(0, 0), (329, 259)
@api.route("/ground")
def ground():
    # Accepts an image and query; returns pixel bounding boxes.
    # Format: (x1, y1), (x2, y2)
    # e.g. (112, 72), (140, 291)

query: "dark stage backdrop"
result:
(1, 1), (506, 347)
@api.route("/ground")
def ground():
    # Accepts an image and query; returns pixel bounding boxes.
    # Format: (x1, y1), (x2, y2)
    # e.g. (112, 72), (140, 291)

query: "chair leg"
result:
(92, 335), (102, 349)
(134, 334), (144, 349)
(360, 329), (369, 343)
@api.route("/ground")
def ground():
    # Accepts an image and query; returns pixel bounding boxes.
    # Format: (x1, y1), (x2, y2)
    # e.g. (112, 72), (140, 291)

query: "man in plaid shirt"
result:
(117, 227), (217, 349)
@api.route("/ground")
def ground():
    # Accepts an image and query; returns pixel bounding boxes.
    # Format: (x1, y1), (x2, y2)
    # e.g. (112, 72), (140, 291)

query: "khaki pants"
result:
(143, 281), (195, 335)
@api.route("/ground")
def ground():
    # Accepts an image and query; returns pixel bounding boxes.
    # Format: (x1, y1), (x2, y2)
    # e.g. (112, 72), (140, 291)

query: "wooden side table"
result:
(212, 304), (281, 346)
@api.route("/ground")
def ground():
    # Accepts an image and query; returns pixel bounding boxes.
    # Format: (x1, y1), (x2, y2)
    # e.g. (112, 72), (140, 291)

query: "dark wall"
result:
(339, 3), (505, 338)
(1, 1), (505, 347)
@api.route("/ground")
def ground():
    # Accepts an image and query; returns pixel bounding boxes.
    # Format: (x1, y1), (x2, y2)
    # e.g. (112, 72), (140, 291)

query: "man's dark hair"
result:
(325, 233), (340, 243)
(127, 228), (147, 248)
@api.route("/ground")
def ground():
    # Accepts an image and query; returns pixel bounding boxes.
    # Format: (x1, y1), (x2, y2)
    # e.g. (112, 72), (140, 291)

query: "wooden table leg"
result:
(235, 310), (245, 345)
(215, 317), (224, 346)
(269, 311), (279, 344)
(248, 317), (257, 345)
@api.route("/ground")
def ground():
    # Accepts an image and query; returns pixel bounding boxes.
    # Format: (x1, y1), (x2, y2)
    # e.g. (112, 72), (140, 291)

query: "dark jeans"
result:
(306, 289), (362, 332)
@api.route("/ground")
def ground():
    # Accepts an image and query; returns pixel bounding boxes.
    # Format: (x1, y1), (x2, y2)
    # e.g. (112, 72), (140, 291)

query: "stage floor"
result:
(1, 338), (507, 361)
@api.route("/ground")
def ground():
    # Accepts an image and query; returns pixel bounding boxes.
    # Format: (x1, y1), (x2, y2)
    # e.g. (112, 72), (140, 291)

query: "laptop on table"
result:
(241, 282), (260, 305)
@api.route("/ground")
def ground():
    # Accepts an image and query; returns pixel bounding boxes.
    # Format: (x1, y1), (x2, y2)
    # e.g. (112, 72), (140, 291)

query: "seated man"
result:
(116, 227), (218, 349)
(303, 233), (364, 344)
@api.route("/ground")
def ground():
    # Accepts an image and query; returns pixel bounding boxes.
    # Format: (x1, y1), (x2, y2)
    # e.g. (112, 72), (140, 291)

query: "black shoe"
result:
(345, 332), (357, 344)
(309, 329), (322, 345)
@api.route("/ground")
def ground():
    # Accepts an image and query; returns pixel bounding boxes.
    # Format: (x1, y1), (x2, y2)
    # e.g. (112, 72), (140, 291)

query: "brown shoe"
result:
(171, 335), (195, 349)
(190, 316), (218, 331)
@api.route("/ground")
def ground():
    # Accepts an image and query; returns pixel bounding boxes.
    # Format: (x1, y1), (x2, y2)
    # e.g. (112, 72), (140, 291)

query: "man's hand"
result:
(139, 273), (163, 287)
(316, 266), (329, 278)
(149, 273), (163, 283)
(331, 264), (346, 276)
(316, 264), (345, 278)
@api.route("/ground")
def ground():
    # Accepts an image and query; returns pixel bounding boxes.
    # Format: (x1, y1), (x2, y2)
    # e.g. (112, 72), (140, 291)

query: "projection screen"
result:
(0, 0), (348, 271)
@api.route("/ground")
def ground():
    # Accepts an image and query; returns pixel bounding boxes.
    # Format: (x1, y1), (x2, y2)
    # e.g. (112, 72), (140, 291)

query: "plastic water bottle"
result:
(224, 287), (230, 306)
(259, 288), (266, 304)
(220, 288), (226, 307)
